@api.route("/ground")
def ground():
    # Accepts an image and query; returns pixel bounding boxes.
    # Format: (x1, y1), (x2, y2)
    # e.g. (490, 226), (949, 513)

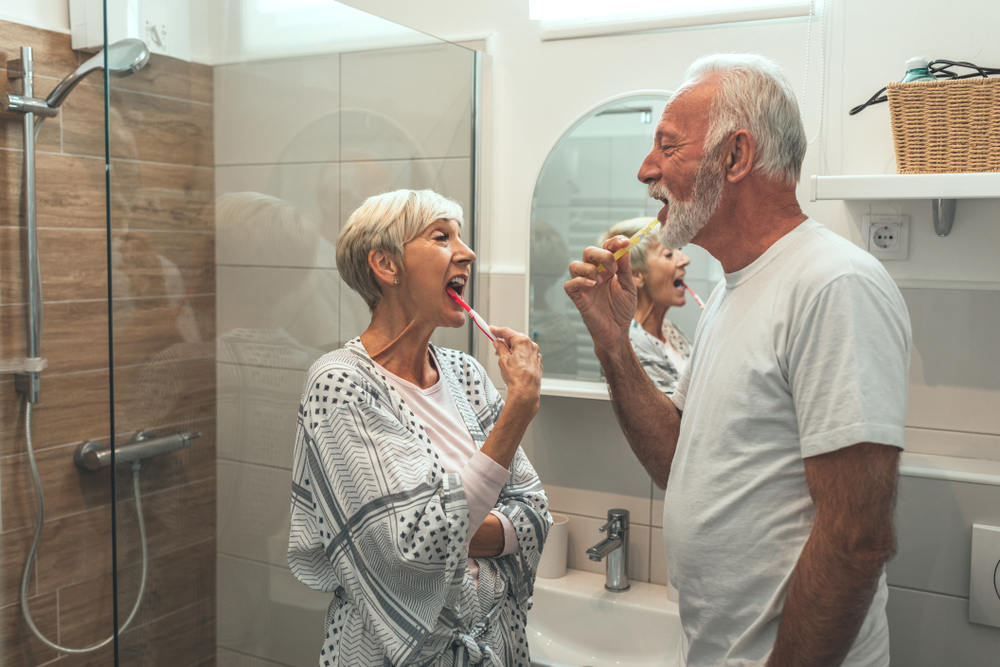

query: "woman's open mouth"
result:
(447, 275), (467, 297)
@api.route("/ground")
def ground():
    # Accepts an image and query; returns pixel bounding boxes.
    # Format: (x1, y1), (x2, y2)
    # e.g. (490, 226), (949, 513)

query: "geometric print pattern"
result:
(629, 317), (692, 396)
(289, 339), (551, 666)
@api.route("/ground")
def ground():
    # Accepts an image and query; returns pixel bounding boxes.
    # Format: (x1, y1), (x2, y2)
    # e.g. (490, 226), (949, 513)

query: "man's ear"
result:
(723, 129), (755, 183)
(368, 248), (399, 287)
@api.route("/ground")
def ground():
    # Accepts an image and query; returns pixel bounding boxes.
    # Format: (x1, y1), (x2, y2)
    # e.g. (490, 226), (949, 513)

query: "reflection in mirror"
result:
(529, 93), (724, 384)
(600, 218), (692, 396)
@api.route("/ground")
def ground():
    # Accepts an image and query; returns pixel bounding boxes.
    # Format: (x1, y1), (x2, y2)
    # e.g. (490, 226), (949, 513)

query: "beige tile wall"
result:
(0, 20), (215, 666)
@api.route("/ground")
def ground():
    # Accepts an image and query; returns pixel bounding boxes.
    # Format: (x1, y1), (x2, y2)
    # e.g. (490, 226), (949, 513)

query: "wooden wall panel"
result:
(0, 23), (77, 77)
(0, 227), (109, 304)
(61, 84), (213, 166)
(0, 525), (36, 606)
(0, 18), (216, 666)
(58, 539), (215, 646)
(0, 591), (59, 667)
(112, 54), (214, 105)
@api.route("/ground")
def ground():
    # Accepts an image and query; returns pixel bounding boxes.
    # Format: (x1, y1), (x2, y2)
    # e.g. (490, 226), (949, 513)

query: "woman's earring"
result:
(393, 278), (399, 286)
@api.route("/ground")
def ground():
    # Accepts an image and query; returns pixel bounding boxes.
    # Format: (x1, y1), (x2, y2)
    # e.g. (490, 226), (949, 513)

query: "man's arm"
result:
(767, 442), (900, 667)
(598, 338), (681, 489)
(565, 238), (681, 488)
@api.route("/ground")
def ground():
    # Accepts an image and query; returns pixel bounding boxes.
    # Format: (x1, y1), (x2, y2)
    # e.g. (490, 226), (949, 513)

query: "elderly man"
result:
(565, 54), (911, 666)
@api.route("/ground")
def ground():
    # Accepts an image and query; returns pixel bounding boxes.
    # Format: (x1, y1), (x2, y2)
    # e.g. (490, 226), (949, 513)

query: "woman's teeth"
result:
(447, 276), (467, 295)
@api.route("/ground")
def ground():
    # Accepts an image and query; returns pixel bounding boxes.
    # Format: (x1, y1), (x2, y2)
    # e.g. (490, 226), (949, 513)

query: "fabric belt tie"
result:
(453, 588), (505, 666)
(455, 630), (502, 666)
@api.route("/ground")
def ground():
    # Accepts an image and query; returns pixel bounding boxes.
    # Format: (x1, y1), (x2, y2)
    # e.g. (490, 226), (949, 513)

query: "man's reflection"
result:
(601, 217), (691, 395)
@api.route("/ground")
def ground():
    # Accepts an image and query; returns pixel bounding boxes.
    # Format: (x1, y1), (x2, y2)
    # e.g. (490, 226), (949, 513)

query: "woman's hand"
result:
(489, 326), (542, 416)
(564, 236), (637, 358)
(479, 327), (541, 470)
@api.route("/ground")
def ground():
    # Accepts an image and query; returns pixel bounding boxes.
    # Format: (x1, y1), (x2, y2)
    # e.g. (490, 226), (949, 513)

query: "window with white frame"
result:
(529, 0), (813, 40)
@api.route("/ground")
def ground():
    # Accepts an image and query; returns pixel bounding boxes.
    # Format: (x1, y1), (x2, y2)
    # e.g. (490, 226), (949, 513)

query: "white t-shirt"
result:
(666, 219), (911, 666)
(375, 359), (519, 556)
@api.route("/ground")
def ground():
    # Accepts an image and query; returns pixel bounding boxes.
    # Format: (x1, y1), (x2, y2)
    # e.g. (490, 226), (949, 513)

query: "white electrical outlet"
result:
(970, 523), (1000, 628)
(862, 214), (909, 260)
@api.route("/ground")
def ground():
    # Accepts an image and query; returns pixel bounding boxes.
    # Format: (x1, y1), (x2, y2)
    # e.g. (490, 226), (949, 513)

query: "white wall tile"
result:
(887, 586), (1000, 667)
(214, 55), (340, 166)
(217, 266), (340, 367)
(543, 483), (652, 527)
(564, 513), (651, 583)
(217, 362), (304, 468)
(218, 460), (293, 566)
(522, 395), (653, 502)
(903, 289), (1000, 438)
(651, 487), (664, 528)
(904, 427), (1000, 461)
(888, 475), (1000, 598)
(338, 282), (370, 344)
(650, 519), (680, 600)
(216, 164), (339, 269)
(339, 157), (473, 225)
(340, 44), (474, 161)
(217, 554), (329, 667)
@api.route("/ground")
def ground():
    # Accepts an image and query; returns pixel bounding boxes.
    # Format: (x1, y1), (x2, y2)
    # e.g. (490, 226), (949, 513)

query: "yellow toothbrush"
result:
(596, 218), (660, 272)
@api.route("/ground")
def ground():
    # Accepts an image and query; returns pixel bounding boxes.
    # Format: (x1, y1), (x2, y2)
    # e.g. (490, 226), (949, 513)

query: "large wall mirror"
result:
(529, 93), (723, 386)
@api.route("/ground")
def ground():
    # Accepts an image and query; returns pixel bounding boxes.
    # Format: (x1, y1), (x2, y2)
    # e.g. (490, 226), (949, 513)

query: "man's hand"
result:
(564, 236), (637, 356)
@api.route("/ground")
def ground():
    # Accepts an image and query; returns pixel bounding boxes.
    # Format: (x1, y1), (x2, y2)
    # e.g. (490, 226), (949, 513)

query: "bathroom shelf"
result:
(540, 377), (610, 400)
(810, 173), (1000, 236)
(811, 173), (1000, 201)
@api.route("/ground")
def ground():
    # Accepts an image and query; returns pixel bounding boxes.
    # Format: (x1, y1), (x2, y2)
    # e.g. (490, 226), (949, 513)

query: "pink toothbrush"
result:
(681, 280), (705, 310)
(446, 288), (497, 342)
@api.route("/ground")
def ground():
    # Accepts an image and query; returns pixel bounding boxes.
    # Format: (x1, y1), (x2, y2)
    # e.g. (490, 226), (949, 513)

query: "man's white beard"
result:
(652, 156), (725, 249)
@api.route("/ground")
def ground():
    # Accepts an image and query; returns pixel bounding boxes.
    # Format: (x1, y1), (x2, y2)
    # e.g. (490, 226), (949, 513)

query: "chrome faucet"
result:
(586, 508), (630, 591)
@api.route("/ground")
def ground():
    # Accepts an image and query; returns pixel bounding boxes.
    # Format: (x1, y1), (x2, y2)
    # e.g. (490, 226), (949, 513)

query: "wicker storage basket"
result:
(886, 77), (1000, 174)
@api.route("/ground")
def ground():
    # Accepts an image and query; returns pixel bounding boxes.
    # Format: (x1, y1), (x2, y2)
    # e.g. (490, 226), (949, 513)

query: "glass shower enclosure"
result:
(1, 1), (479, 664)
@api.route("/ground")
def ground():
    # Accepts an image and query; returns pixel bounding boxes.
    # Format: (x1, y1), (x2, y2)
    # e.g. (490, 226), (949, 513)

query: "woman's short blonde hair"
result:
(600, 217), (659, 273)
(336, 189), (464, 310)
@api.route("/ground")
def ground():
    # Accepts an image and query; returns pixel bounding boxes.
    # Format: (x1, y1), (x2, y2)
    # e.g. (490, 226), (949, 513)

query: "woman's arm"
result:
(469, 513), (505, 557)
(463, 350), (552, 594)
(477, 327), (543, 469)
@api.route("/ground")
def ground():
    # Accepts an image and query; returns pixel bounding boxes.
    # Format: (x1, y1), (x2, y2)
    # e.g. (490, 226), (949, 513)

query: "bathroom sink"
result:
(527, 569), (680, 666)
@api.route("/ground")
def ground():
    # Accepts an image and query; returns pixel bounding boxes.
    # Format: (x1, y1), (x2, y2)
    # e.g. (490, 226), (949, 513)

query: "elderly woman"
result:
(601, 217), (692, 395)
(288, 189), (550, 666)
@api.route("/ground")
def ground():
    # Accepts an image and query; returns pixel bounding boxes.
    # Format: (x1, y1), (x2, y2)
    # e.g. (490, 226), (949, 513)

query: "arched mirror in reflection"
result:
(529, 93), (724, 386)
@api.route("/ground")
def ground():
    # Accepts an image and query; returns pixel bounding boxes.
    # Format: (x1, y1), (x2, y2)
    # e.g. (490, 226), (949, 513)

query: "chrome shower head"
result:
(45, 38), (150, 109)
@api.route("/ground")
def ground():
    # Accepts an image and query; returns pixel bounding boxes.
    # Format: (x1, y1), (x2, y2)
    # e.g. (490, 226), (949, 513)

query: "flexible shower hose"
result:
(19, 399), (149, 654)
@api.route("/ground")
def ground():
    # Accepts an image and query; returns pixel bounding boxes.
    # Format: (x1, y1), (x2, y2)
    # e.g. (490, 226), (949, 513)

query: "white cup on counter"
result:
(536, 513), (569, 578)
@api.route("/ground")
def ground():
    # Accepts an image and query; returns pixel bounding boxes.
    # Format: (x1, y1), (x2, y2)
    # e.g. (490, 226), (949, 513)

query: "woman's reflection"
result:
(529, 219), (577, 376)
(602, 217), (692, 395)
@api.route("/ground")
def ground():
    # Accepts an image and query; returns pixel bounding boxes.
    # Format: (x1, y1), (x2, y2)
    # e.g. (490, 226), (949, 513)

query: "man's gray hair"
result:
(683, 54), (806, 187)
(336, 189), (464, 310)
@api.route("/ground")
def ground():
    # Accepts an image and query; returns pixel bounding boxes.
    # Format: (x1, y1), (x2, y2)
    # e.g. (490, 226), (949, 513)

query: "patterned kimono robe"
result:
(288, 339), (551, 666)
